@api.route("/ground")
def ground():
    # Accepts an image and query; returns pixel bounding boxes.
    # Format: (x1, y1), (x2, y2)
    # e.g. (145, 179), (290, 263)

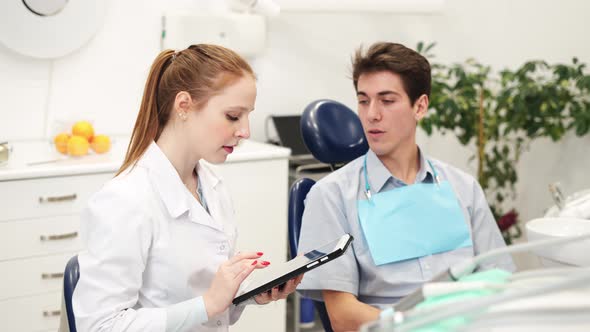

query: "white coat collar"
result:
(137, 142), (222, 222)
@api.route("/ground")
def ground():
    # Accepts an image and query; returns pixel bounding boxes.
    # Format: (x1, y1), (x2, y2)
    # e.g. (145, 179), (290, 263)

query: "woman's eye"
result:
(226, 114), (239, 121)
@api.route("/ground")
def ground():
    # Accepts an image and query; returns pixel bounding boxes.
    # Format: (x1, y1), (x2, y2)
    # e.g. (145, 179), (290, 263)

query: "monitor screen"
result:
(271, 115), (311, 156)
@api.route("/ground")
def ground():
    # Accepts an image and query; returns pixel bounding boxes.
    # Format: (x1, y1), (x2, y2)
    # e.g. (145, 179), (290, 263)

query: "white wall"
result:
(1, 0), (589, 244)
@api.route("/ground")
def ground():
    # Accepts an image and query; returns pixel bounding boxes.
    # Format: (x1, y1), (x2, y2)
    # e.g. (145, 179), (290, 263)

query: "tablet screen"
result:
(234, 234), (352, 304)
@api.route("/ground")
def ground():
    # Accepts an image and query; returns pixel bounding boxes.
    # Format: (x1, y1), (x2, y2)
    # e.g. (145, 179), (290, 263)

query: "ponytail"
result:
(117, 50), (174, 176)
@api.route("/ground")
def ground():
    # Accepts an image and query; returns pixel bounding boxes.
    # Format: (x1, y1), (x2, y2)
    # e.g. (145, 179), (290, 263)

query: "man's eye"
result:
(226, 115), (239, 121)
(382, 100), (394, 104)
(358, 100), (369, 105)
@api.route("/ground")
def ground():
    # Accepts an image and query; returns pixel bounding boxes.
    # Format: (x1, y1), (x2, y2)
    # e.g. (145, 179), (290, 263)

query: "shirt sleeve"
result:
(165, 297), (208, 331)
(73, 183), (209, 332)
(296, 181), (360, 301)
(470, 180), (516, 272)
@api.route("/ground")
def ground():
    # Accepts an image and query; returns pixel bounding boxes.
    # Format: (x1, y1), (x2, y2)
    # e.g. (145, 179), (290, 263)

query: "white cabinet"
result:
(0, 138), (290, 332)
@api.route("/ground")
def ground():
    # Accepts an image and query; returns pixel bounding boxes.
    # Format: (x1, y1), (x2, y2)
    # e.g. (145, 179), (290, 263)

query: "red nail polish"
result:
(262, 261), (270, 266)
(251, 260), (258, 266)
(257, 252), (264, 256)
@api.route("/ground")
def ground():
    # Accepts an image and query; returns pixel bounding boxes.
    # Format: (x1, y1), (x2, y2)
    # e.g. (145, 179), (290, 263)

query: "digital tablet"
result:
(233, 233), (354, 305)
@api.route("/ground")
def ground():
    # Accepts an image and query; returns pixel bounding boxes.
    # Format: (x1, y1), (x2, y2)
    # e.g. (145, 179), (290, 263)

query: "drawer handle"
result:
(40, 231), (78, 241)
(43, 310), (61, 317)
(41, 272), (64, 279)
(39, 193), (77, 203)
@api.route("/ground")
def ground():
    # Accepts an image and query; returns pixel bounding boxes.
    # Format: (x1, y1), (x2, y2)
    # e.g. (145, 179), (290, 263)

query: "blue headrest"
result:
(288, 178), (316, 258)
(301, 99), (369, 164)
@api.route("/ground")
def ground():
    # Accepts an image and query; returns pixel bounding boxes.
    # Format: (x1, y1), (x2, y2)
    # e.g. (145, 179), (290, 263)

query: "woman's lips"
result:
(223, 146), (234, 153)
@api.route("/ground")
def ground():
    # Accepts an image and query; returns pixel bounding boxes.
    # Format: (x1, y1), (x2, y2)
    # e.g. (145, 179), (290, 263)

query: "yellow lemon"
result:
(53, 132), (70, 154)
(90, 134), (111, 154)
(67, 136), (90, 156)
(72, 121), (94, 141)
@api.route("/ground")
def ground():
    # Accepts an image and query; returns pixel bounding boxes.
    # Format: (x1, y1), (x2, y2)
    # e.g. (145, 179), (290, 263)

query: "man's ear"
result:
(414, 94), (429, 122)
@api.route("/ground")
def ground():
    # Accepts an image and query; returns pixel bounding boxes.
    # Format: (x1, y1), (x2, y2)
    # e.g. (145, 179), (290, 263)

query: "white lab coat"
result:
(73, 142), (246, 332)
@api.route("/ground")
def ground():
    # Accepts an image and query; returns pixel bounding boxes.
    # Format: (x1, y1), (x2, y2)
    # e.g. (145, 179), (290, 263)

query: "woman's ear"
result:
(174, 91), (192, 113)
(414, 94), (429, 122)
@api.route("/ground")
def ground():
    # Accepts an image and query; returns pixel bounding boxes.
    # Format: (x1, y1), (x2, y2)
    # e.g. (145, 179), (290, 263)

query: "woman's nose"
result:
(236, 122), (250, 139)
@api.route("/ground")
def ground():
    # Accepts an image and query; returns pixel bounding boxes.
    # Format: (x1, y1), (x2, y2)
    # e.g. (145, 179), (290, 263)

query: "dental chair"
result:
(300, 99), (369, 168)
(288, 99), (368, 331)
(60, 255), (79, 332)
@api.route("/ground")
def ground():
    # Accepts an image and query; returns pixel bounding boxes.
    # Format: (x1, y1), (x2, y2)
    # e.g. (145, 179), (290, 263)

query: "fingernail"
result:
(251, 260), (258, 266)
(262, 261), (270, 266)
(257, 252), (264, 256)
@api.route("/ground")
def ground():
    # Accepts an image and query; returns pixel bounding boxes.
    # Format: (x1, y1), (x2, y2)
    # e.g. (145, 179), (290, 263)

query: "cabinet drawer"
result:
(0, 173), (112, 222)
(0, 215), (81, 261)
(0, 252), (74, 300)
(0, 291), (61, 331)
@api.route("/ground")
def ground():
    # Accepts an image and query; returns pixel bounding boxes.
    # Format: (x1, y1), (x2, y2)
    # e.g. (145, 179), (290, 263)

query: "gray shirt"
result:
(297, 147), (515, 308)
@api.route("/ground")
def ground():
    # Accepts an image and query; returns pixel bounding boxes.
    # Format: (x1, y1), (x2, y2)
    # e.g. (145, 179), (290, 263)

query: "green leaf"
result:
(424, 42), (437, 53)
(416, 41), (424, 53)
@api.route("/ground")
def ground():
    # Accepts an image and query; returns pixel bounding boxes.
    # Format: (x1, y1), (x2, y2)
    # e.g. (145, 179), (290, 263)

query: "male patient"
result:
(296, 42), (515, 331)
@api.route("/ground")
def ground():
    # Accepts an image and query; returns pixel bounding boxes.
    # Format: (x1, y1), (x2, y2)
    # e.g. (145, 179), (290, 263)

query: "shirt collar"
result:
(415, 147), (435, 184)
(364, 146), (434, 193)
(138, 142), (220, 219)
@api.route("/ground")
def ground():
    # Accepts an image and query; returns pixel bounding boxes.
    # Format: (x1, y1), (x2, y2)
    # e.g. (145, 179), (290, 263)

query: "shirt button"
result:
(217, 320), (222, 326)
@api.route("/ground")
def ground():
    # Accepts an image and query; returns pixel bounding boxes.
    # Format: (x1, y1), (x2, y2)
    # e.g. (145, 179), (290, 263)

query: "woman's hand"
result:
(254, 273), (304, 305)
(203, 251), (269, 318)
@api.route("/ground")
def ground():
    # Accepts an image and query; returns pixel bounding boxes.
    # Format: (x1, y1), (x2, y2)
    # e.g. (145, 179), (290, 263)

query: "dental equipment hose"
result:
(394, 232), (590, 311)
(395, 270), (590, 331)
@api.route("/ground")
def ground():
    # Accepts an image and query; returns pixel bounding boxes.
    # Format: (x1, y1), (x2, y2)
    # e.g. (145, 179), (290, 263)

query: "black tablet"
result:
(233, 233), (354, 305)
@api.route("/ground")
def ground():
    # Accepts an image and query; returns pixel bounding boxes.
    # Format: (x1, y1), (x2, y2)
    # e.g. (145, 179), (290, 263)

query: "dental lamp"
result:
(0, 0), (107, 59)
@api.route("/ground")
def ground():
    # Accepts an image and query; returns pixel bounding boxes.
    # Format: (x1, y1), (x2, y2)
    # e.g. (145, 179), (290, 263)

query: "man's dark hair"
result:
(352, 42), (431, 105)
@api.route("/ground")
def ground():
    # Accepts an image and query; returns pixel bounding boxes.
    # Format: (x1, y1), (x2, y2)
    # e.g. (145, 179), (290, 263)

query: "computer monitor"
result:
(271, 115), (312, 159)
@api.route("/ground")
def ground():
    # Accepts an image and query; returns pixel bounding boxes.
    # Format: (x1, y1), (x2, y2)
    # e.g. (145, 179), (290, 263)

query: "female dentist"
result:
(73, 44), (302, 332)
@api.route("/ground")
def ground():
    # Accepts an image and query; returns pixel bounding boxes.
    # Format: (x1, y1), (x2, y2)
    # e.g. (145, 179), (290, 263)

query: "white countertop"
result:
(0, 138), (290, 181)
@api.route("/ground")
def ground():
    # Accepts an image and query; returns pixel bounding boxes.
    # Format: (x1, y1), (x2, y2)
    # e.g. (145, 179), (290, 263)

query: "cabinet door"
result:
(0, 252), (75, 300)
(0, 173), (112, 222)
(0, 291), (62, 331)
(216, 158), (289, 332)
(0, 215), (81, 261)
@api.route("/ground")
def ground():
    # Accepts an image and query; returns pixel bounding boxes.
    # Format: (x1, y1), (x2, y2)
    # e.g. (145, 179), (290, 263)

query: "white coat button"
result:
(220, 245), (226, 251)
(217, 320), (222, 326)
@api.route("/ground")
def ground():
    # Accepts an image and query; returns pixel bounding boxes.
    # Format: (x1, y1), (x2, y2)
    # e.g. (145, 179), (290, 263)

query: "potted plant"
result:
(417, 42), (590, 243)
